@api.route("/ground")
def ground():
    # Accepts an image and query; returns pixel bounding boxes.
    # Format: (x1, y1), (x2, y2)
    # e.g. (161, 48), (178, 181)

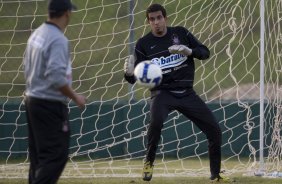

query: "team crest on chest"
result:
(172, 34), (180, 45)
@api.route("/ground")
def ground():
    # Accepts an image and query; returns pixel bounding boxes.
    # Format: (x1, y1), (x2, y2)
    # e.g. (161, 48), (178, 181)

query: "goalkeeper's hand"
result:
(124, 55), (135, 76)
(168, 45), (192, 56)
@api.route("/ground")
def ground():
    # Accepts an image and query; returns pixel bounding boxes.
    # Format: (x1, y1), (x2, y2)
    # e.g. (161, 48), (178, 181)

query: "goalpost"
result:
(0, 0), (281, 179)
(258, 0), (265, 176)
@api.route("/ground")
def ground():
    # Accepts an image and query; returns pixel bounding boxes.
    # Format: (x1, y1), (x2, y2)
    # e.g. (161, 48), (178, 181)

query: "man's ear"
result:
(66, 10), (71, 18)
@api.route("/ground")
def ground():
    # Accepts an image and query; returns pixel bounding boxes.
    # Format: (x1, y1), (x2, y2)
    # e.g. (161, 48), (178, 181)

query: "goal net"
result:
(0, 0), (281, 179)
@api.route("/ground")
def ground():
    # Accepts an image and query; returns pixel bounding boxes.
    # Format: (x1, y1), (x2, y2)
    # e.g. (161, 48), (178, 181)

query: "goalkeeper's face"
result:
(148, 11), (167, 37)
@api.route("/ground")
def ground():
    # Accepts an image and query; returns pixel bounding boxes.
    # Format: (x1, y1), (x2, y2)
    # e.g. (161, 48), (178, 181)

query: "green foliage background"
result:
(0, 0), (280, 102)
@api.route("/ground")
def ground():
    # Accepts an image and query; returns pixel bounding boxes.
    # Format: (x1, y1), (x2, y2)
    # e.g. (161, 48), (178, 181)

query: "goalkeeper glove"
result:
(124, 55), (135, 76)
(168, 45), (192, 56)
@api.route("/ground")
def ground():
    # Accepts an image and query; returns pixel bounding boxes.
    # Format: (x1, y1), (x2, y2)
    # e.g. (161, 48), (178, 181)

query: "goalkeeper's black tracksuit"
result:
(124, 26), (222, 178)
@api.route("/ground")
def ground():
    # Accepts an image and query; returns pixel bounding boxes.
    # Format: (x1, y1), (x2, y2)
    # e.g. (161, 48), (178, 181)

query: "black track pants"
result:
(25, 97), (70, 184)
(146, 90), (222, 177)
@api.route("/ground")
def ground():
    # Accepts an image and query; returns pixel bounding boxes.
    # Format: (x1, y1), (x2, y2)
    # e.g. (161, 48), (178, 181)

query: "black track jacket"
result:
(124, 26), (210, 91)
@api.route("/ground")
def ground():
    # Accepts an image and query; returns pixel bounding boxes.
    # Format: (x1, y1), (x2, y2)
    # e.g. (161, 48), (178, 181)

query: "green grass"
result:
(1, 176), (282, 184)
(1, 158), (282, 184)
(60, 177), (282, 184)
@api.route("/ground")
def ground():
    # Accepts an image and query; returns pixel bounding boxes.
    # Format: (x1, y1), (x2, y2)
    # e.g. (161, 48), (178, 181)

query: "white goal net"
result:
(0, 0), (281, 179)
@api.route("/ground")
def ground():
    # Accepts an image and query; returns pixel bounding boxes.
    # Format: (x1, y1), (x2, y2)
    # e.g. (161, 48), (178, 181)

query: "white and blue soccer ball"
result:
(134, 61), (162, 88)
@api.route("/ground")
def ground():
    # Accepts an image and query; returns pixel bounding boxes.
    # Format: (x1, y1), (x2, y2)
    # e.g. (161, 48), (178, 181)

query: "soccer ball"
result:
(134, 61), (162, 88)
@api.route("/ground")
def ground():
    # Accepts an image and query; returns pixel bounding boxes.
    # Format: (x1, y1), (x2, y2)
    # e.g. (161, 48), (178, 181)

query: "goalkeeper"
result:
(124, 3), (230, 182)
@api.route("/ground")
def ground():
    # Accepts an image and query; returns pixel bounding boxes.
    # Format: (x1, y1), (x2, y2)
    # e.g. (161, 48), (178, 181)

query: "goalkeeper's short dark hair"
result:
(146, 4), (167, 20)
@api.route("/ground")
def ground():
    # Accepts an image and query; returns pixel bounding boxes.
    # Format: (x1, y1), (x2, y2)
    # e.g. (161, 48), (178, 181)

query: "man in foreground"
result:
(23, 0), (86, 183)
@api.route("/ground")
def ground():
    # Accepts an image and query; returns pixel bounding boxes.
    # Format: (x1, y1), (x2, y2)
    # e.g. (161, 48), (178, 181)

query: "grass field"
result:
(1, 176), (282, 184)
(1, 159), (282, 184)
